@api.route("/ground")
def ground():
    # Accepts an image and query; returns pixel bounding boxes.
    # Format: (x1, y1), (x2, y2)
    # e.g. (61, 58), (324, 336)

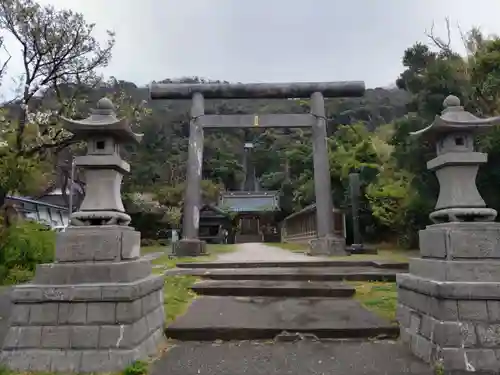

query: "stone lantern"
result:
(65, 97), (140, 226)
(411, 95), (497, 223)
(1, 98), (165, 373)
(397, 95), (500, 373)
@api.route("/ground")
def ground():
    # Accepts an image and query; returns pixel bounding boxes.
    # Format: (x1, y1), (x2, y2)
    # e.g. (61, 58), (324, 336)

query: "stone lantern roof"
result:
(410, 95), (500, 142)
(61, 97), (143, 143)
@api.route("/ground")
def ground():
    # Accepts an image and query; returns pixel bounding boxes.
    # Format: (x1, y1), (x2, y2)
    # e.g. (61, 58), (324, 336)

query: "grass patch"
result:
(267, 242), (308, 253)
(350, 281), (398, 323)
(141, 245), (169, 255)
(149, 244), (237, 325)
(163, 275), (199, 325)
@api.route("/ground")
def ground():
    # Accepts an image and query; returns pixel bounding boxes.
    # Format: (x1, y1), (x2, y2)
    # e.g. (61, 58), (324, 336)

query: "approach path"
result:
(216, 242), (326, 262)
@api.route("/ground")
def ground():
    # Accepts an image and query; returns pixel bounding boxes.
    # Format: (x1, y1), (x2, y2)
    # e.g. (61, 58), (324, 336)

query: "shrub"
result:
(0, 221), (55, 284)
(122, 360), (149, 375)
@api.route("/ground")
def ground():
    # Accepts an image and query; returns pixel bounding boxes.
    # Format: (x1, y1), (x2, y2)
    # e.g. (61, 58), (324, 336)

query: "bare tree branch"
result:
(425, 18), (453, 57)
(0, 36), (11, 83)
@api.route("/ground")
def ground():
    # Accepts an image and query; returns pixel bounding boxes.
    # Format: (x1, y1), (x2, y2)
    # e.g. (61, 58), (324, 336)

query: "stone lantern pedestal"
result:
(397, 96), (500, 374)
(1, 99), (165, 373)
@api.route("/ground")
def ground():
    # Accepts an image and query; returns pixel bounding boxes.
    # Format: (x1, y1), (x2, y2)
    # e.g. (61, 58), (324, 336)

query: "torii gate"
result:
(149, 81), (366, 256)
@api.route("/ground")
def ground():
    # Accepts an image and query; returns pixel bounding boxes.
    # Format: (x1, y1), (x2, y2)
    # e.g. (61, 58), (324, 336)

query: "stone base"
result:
(308, 236), (347, 256)
(397, 273), (500, 374)
(1, 275), (165, 373)
(1, 226), (166, 373)
(173, 239), (207, 257)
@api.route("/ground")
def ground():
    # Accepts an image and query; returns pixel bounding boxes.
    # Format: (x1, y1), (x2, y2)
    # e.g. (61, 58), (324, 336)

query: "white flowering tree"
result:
(0, 0), (150, 211)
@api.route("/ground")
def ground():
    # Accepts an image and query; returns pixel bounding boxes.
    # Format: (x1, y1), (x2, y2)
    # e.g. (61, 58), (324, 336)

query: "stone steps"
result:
(165, 260), (402, 341)
(165, 296), (399, 341)
(166, 266), (404, 282)
(191, 280), (356, 297)
(176, 260), (408, 270)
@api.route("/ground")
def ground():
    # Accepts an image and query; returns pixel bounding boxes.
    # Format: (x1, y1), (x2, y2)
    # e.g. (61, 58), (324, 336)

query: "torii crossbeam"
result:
(149, 81), (366, 256)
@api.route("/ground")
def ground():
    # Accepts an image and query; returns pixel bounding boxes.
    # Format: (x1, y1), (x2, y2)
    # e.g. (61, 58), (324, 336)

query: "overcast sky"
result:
(3, 0), (500, 94)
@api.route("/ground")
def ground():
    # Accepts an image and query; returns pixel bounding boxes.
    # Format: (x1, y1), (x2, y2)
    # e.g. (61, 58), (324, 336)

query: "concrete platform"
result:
(151, 340), (433, 375)
(176, 260), (408, 269)
(191, 280), (356, 297)
(165, 266), (404, 282)
(165, 296), (398, 341)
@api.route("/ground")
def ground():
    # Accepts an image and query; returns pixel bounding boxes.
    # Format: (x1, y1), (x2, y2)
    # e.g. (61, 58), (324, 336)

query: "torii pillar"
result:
(150, 81), (366, 256)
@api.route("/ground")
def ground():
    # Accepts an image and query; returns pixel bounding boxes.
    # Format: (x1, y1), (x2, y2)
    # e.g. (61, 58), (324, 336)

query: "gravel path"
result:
(216, 243), (327, 262)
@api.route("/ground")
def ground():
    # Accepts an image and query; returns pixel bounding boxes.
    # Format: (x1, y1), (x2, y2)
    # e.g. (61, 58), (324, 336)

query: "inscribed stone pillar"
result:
(349, 172), (363, 253)
(176, 92), (207, 256)
(1, 98), (165, 373)
(308, 92), (346, 256)
(397, 95), (500, 374)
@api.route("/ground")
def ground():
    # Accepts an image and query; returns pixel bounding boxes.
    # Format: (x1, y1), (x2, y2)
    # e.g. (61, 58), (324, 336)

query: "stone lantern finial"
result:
(61, 97), (143, 226)
(410, 95), (500, 223)
(442, 94), (461, 108)
(96, 96), (115, 111)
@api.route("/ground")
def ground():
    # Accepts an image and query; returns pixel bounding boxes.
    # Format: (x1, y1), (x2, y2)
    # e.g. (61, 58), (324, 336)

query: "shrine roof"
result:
(218, 191), (280, 213)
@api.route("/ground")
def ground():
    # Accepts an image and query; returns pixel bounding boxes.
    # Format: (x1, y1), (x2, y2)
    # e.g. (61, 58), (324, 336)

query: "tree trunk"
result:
(0, 188), (9, 228)
(0, 189), (6, 209)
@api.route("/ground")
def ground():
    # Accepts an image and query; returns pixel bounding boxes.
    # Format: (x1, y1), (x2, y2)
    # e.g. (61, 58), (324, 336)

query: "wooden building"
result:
(281, 203), (346, 244)
(198, 204), (231, 244)
(218, 191), (280, 243)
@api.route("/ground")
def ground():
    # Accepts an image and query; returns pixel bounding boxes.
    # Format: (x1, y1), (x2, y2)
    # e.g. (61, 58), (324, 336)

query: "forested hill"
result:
(89, 79), (411, 196)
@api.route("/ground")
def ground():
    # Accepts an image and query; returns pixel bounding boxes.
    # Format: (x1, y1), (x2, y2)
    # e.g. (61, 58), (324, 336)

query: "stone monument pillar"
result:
(349, 172), (364, 253)
(397, 95), (500, 374)
(1, 98), (165, 373)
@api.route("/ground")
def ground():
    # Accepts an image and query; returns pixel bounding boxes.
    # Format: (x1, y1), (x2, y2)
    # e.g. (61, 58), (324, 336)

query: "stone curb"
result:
(190, 280), (356, 298)
(397, 273), (500, 300)
(175, 260), (409, 270)
(11, 275), (164, 303)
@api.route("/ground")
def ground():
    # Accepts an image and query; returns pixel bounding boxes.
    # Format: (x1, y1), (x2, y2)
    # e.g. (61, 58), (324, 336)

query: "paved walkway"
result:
(216, 243), (327, 262)
(152, 340), (433, 375)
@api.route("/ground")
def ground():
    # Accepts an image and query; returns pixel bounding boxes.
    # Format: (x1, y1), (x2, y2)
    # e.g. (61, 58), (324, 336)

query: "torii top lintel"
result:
(149, 81), (366, 100)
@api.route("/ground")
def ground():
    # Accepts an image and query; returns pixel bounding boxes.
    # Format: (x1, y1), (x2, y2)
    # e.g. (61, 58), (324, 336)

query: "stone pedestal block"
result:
(1, 227), (166, 373)
(397, 223), (500, 374)
(419, 222), (500, 260)
(55, 226), (140, 262)
(174, 239), (207, 257)
(308, 236), (347, 256)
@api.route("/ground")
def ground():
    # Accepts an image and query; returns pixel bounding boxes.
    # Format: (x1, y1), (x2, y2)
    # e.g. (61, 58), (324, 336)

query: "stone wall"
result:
(398, 275), (500, 373)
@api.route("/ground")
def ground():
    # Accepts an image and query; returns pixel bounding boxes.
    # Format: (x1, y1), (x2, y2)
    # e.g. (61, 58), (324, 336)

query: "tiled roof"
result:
(218, 192), (280, 212)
